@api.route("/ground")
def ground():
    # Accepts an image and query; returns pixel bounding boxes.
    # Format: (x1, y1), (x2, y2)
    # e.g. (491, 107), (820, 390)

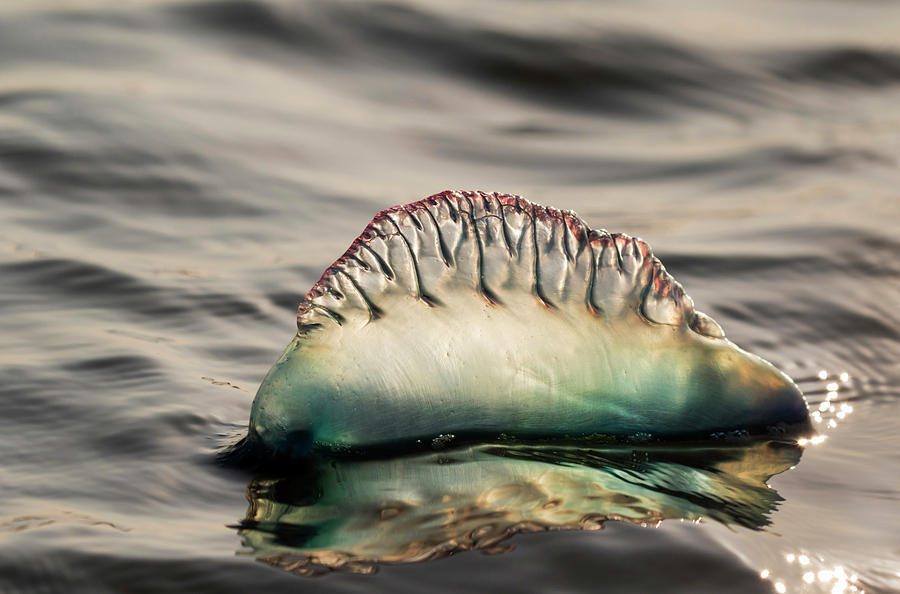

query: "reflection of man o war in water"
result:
(235, 441), (802, 576)
(237, 190), (811, 460)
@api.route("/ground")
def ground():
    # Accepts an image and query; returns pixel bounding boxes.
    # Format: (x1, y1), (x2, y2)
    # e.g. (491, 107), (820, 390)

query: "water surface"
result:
(1, 1), (899, 592)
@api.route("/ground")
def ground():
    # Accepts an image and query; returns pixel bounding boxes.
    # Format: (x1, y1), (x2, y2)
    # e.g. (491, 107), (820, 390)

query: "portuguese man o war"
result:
(241, 190), (812, 460)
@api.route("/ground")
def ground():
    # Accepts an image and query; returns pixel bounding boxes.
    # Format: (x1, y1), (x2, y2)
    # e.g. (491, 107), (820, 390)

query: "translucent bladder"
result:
(244, 190), (812, 459)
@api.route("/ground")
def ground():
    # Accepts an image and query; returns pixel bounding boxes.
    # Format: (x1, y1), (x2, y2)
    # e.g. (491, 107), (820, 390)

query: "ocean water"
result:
(1, 1), (899, 592)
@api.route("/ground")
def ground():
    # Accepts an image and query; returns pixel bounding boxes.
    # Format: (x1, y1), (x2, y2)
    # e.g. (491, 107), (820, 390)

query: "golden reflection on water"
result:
(760, 552), (865, 594)
(797, 369), (856, 446)
(755, 368), (871, 594)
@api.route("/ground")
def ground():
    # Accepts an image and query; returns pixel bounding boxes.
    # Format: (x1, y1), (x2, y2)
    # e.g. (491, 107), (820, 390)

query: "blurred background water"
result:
(1, 1), (899, 592)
